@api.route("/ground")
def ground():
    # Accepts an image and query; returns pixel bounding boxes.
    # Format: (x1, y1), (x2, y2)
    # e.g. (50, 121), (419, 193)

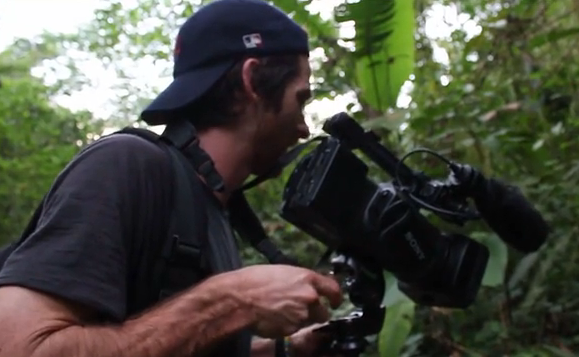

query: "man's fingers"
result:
(308, 299), (331, 324)
(310, 273), (343, 309)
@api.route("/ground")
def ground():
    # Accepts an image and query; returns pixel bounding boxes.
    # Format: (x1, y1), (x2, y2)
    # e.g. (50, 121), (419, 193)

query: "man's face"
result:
(249, 55), (312, 176)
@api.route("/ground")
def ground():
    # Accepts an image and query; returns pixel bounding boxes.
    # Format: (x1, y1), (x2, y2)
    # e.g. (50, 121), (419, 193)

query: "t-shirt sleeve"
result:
(0, 134), (169, 322)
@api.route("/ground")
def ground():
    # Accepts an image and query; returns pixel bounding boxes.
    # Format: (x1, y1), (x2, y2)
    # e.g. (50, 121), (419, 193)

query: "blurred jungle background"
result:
(1, 0), (577, 356)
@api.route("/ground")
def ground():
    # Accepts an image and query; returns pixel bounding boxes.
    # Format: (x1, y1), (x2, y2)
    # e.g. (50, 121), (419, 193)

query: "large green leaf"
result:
(471, 232), (508, 287)
(378, 272), (416, 357)
(336, 0), (415, 112)
(378, 299), (416, 357)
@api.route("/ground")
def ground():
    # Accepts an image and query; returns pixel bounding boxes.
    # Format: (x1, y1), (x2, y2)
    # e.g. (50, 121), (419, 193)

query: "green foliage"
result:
(379, 272), (417, 357)
(399, 1), (579, 355)
(0, 42), (101, 242)
(335, 0), (415, 112)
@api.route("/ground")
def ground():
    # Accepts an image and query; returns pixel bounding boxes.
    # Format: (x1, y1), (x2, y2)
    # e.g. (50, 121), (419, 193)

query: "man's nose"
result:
(297, 123), (310, 139)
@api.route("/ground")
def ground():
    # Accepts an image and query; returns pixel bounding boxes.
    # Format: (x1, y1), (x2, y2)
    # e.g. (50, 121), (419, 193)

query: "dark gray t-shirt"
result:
(206, 205), (252, 357)
(0, 133), (251, 356)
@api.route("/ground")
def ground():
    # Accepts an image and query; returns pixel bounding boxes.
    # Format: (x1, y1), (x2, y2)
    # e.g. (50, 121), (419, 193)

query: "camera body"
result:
(279, 113), (489, 309)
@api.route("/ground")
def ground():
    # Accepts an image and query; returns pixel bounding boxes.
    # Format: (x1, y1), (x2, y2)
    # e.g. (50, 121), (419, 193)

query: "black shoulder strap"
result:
(228, 191), (299, 266)
(115, 126), (212, 301)
(161, 120), (225, 192)
(160, 120), (304, 267)
(154, 146), (211, 300)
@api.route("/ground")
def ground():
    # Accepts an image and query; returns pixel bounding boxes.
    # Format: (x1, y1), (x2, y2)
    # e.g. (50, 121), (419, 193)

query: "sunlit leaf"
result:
(336, 0), (415, 112)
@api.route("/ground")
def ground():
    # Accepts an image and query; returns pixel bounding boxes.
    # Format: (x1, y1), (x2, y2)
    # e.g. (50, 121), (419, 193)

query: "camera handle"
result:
(314, 254), (386, 357)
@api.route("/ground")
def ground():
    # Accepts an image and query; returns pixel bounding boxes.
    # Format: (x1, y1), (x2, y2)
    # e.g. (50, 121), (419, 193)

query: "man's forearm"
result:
(251, 336), (276, 357)
(29, 276), (255, 357)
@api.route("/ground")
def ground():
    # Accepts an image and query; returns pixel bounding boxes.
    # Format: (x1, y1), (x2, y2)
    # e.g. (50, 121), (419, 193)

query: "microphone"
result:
(450, 163), (550, 253)
(473, 177), (550, 253)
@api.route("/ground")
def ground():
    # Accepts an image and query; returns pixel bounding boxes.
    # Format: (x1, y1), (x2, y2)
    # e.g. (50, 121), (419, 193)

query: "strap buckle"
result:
(164, 234), (203, 268)
(161, 119), (225, 192)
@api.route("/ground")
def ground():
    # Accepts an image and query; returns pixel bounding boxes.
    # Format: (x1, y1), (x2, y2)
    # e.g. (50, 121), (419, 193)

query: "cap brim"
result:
(140, 60), (235, 126)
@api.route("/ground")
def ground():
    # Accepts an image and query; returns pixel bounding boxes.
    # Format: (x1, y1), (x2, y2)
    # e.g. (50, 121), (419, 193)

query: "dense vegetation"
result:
(2, 0), (578, 356)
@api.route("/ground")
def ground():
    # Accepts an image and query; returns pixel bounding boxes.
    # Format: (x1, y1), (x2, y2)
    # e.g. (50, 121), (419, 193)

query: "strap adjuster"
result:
(165, 234), (203, 267)
(162, 119), (226, 193)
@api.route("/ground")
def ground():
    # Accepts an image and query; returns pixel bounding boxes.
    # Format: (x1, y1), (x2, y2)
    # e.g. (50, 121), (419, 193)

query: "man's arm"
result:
(0, 273), (255, 357)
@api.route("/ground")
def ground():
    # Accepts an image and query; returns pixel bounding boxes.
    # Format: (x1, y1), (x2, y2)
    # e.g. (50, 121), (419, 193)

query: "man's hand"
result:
(250, 324), (335, 357)
(227, 264), (343, 338)
(290, 324), (348, 357)
(289, 323), (334, 357)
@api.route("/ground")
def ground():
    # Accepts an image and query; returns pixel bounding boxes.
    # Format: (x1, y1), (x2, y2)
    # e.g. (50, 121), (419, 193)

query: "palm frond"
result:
(336, 0), (415, 113)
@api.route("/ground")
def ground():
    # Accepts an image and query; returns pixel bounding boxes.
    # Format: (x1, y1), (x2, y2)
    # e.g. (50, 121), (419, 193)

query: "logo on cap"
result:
(242, 33), (263, 48)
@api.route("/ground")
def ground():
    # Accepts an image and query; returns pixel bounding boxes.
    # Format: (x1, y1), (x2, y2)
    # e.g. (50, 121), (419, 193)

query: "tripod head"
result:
(314, 253), (386, 357)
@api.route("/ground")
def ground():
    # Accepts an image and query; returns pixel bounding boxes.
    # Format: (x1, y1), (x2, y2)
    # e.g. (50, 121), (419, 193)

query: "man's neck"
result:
(197, 128), (253, 205)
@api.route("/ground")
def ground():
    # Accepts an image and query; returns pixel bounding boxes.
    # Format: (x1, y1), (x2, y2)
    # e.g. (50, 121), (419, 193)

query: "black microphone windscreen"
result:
(473, 178), (550, 253)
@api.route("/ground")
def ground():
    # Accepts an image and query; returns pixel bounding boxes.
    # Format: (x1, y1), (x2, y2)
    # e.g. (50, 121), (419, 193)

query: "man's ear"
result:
(241, 58), (261, 101)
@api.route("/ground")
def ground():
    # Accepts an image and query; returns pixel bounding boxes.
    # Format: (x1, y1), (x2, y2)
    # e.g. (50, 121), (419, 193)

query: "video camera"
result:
(278, 112), (550, 356)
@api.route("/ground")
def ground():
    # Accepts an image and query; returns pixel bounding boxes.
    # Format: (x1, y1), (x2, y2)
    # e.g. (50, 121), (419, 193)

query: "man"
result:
(0, 1), (344, 356)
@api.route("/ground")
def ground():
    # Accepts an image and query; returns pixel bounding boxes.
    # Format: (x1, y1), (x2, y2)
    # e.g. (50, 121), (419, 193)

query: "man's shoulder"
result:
(66, 130), (172, 176)
(52, 130), (174, 197)
(85, 131), (167, 160)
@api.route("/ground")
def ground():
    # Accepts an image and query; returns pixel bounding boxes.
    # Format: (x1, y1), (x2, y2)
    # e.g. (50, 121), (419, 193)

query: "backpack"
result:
(0, 119), (307, 304)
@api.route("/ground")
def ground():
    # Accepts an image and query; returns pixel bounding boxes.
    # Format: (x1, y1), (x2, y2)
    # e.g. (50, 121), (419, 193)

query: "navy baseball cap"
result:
(140, 0), (310, 126)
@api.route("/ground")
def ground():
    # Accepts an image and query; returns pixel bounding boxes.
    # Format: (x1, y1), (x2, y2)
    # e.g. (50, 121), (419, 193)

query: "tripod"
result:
(314, 254), (387, 357)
